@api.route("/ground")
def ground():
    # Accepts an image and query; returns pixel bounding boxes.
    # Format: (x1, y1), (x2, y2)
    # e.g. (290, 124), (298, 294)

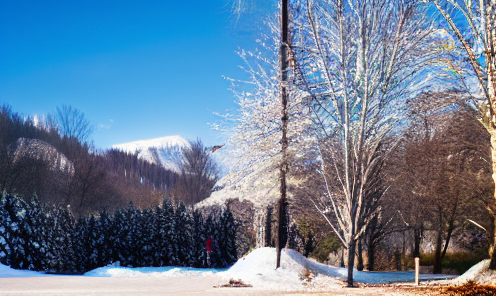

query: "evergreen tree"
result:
(46, 205), (75, 273)
(173, 203), (193, 266)
(191, 210), (206, 268)
(158, 199), (175, 266)
(0, 193), (29, 269)
(139, 209), (155, 267)
(111, 209), (126, 266)
(71, 216), (89, 273)
(23, 196), (49, 271)
(221, 207), (237, 266)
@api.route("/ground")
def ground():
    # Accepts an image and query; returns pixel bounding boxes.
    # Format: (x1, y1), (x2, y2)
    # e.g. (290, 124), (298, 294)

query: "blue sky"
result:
(0, 0), (275, 149)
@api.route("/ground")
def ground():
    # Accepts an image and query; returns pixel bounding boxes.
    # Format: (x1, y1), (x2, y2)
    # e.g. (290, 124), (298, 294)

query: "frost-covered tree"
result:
(290, 0), (444, 286)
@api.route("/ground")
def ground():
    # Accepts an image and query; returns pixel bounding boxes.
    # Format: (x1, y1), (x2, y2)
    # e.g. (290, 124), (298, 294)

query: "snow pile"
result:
(221, 247), (457, 290)
(85, 265), (219, 278)
(451, 259), (496, 286)
(112, 135), (190, 172)
(0, 263), (52, 278)
(221, 247), (331, 290)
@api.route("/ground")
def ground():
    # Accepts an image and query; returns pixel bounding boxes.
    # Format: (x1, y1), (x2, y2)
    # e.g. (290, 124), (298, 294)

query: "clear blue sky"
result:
(0, 0), (275, 149)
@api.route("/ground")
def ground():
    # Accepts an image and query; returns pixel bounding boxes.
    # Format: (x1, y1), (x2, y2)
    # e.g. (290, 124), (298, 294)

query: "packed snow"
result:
(1, 247), (461, 292)
(112, 135), (190, 172)
(222, 247), (458, 290)
(0, 263), (55, 278)
(451, 259), (496, 286)
(85, 265), (220, 278)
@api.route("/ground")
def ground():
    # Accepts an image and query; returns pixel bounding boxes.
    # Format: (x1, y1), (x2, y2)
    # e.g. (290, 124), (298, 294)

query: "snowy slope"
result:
(111, 135), (190, 172)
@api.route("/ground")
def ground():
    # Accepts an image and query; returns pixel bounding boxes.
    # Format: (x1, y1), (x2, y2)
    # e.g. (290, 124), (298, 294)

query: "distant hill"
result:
(111, 135), (190, 173)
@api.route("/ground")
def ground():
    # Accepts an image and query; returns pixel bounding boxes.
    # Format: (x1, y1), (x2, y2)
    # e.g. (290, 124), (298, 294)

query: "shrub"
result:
(310, 233), (341, 263)
(420, 251), (489, 274)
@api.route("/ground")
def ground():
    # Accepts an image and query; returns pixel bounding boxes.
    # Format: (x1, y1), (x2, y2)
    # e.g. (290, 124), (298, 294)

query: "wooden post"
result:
(415, 257), (420, 285)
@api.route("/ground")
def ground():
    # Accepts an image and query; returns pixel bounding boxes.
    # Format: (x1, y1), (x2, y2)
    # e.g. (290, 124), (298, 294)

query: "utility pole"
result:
(276, 0), (289, 269)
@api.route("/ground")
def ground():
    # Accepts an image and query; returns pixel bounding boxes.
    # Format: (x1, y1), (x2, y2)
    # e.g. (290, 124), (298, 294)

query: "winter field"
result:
(1, 247), (482, 296)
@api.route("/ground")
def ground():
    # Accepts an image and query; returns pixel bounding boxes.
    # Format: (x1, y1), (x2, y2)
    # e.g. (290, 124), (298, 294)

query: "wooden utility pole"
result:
(276, 0), (289, 269)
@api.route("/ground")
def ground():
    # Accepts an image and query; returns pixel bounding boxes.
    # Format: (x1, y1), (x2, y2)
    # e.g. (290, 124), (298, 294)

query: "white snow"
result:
(221, 247), (457, 290)
(0, 263), (55, 278)
(84, 265), (220, 278)
(451, 259), (496, 285)
(0, 247), (460, 291)
(112, 135), (190, 172)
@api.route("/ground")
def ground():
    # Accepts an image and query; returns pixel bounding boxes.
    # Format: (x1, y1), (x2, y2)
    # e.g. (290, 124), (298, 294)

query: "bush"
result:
(310, 233), (341, 262)
(420, 251), (489, 274)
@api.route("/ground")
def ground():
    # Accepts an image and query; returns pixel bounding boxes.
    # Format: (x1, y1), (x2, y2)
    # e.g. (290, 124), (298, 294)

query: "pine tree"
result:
(72, 217), (89, 273)
(159, 199), (175, 266)
(0, 194), (29, 269)
(139, 208), (155, 267)
(23, 196), (49, 271)
(191, 210), (206, 268)
(111, 209), (126, 266)
(221, 207), (237, 266)
(47, 205), (75, 273)
(173, 203), (193, 267)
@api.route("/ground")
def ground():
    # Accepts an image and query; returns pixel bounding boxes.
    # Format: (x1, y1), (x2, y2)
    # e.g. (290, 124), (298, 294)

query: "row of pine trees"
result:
(0, 193), (237, 274)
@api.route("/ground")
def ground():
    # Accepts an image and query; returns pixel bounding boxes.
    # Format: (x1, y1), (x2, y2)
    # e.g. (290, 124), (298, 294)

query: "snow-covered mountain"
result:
(111, 135), (190, 172)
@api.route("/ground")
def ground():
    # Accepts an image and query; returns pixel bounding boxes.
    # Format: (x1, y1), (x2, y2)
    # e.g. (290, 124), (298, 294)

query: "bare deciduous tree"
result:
(430, 0), (496, 270)
(55, 105), (94, 144)
(290, 0), (442, 286)
(175, 139), (219, 205)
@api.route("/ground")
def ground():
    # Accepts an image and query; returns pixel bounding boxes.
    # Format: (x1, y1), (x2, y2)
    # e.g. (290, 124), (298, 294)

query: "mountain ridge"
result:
(111, 135), (190, 172)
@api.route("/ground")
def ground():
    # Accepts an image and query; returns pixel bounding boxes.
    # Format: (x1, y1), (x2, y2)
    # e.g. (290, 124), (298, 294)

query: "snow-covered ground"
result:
(85, 265), (221, 278)
(0, 247), (459, 291)
(223, 247), (458, 290)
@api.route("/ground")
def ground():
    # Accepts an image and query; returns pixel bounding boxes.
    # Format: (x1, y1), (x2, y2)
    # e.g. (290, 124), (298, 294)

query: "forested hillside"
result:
(0, 104), (217, 216)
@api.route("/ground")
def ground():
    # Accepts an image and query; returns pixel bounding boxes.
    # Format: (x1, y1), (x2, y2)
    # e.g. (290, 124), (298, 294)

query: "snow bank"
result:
(84, 265), (219, 278)
(221, 247), (457, 290)
(0, 263), (53, 278)
(451, 259), (496, 286)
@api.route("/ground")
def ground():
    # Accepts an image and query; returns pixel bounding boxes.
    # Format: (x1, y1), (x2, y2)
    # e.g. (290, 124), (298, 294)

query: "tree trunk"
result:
(265, 206), (273, 247)
(340, 247), (345, 267)
(433, 207), (444, 274)
(367, 240), (375, 271)
(441, 221), (455, 262)
(489, 128), (496, 270)
(347, 239), (356, 287)
(412, 225), (423, 258)
(357, 237), (364, 271)
(276, 0), (289, 270)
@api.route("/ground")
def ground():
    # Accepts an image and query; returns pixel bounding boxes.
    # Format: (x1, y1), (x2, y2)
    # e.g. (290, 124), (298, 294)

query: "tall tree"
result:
(176, 139), (219, 205)
(431, 0), (496, 270)
(290, 0), (441, 286)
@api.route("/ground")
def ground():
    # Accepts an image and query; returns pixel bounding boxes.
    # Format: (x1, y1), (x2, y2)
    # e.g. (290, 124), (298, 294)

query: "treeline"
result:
(0, 193), (237, 274)
(0, 104), (216, 215)
(293, 93), (494, 273)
